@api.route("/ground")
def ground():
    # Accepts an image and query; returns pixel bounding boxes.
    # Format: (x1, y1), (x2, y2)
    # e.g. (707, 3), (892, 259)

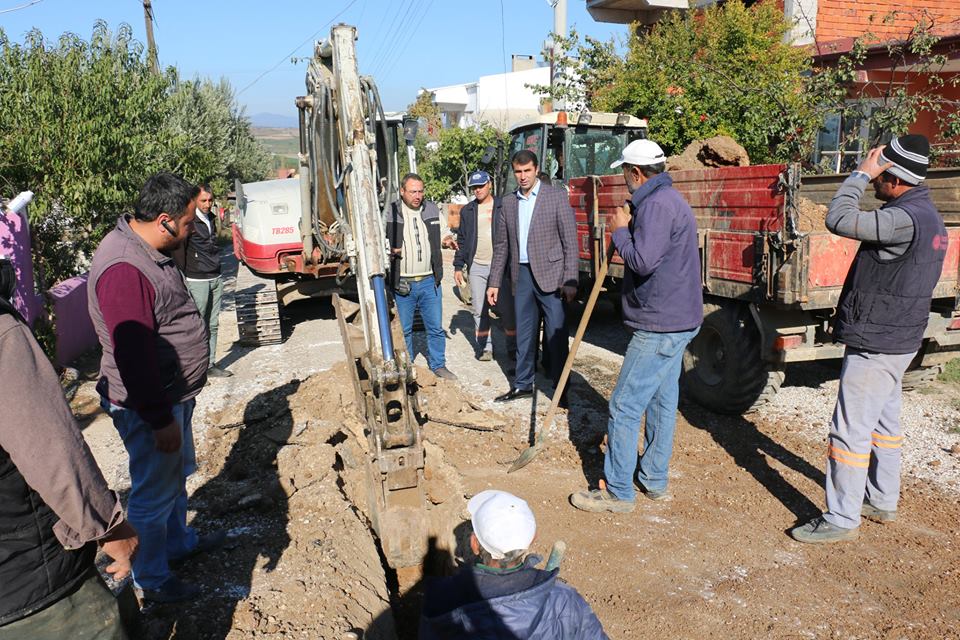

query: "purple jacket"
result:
(611, 172), (703, 332)
(488, 182), (578, 293)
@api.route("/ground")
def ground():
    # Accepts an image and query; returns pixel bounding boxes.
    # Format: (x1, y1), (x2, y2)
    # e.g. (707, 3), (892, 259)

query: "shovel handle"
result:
(534, 243), (616, 447)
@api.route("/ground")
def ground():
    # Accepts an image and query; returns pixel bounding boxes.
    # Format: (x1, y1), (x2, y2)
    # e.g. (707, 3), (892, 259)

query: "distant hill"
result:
(250, 112), (298, 128)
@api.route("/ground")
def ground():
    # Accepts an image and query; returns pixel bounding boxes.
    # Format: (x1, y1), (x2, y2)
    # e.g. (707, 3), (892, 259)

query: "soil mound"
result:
(183, 364), (483, 638)
(667, 135), (750, 171)
(795, 197), (829, 232)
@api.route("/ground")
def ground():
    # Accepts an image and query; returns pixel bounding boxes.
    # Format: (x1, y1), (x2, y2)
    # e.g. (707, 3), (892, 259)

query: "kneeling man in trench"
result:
(419, 490), (608, 639)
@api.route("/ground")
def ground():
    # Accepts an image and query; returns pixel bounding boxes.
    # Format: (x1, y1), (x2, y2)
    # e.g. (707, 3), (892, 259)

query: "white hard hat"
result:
(467, 490), (537, 560)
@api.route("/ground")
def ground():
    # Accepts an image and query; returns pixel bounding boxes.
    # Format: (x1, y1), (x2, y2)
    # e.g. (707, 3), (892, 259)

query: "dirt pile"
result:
(190, 366), (396, 639)
(794, 197), (829, 232)
(667, 135), (750, 171)
(154, 364), (484, 639)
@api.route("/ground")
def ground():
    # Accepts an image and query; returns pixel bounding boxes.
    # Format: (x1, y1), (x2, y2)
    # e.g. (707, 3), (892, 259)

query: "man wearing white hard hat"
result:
(420, 490), (607, 639)
(571, 139), (702, 513)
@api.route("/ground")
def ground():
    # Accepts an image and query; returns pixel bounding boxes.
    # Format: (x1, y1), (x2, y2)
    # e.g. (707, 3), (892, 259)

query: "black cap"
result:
(879, 134), (929, 185)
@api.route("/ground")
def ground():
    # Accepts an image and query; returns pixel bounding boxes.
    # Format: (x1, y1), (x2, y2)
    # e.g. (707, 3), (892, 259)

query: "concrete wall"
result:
(1, 206), (99, 367)
(48, 274), (98, 368)
(0, 208), (44, 326)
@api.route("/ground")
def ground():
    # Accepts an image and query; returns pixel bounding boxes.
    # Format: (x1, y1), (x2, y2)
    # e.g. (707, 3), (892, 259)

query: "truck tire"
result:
(682, 301), (783, 414)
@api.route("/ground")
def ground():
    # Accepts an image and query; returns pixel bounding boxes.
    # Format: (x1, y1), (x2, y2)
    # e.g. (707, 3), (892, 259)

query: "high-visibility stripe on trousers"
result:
(823, 347), (915, 529)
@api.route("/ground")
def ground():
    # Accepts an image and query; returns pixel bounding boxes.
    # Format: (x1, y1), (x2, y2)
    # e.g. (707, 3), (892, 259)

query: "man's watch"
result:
(850, 170), (872, 182)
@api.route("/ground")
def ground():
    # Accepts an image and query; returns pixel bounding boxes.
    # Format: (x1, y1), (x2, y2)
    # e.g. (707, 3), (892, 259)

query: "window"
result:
(567, 128), (644, 179)
(813, 103), (892, 173)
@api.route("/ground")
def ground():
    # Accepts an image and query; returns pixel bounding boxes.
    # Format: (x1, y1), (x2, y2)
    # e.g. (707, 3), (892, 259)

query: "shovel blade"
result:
(507, 442), (544, 473)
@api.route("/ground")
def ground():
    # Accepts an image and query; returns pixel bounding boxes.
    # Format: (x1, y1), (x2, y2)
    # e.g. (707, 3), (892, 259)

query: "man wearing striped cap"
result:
(791, 134), (948, 543)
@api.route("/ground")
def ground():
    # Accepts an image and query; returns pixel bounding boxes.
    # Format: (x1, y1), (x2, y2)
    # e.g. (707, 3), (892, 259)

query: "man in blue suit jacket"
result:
(487, 150), (578, 404)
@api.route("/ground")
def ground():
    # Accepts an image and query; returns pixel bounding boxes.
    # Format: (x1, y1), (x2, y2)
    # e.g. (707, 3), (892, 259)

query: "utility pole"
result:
(549, 0), (567, 111)
(143, 0), (159, 74)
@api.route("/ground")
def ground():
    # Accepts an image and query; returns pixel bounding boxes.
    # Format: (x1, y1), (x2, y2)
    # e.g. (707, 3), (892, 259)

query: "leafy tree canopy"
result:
(413, 124), (509, 202)
(590, 0), (816, 163)
(0, 21), (269, 289)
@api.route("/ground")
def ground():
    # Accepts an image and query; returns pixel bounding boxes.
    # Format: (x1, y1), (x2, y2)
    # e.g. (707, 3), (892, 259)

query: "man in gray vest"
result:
(791, 135), (948, 543)
(88, 172), (224, 602)
(173, 183), (232, 377)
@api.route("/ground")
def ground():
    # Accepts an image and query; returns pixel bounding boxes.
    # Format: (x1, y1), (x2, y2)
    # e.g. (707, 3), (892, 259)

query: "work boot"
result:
(208, 365), (233, 378)
(789, 516), (858, 544)
(170, 530), (228, 567)
(861, 502), (897, 523)
(433, 367), (458, 381)
(569, 489), (635, 513)
(140, 577), (202, 604)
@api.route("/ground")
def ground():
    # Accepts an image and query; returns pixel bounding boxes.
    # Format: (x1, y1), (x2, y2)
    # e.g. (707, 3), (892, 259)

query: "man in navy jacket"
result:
(420, 490), (607, 639)
(570, 139), (703, 513)
(453, 170), (516, 361)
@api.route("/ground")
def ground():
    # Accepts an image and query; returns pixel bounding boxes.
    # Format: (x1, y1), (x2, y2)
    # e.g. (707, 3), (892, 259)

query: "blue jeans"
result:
(104, 398), (199, 590)
(395, 277), (446, 371)
(604, 327), (699, 501)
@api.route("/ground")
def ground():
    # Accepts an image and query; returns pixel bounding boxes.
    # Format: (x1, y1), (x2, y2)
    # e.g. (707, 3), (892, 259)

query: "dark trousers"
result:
(0, 570), (128, 639)
(514, 264), (568, 390)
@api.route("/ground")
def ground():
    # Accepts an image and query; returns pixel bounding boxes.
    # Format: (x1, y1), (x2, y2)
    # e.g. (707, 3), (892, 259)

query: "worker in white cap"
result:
(419, 490), (607, 639)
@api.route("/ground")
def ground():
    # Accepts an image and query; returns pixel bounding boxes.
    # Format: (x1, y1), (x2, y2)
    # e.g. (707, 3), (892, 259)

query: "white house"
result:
(423, 57), (551, 132)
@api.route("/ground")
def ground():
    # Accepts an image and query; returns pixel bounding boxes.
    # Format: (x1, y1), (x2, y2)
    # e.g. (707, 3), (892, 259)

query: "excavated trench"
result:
(188, 364), (484, 639)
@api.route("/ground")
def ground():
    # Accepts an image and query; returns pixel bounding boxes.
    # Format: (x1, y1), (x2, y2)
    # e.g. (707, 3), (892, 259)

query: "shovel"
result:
(508, 242), (615, 472)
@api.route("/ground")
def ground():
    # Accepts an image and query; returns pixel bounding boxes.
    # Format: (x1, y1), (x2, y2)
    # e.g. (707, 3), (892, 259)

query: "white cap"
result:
(467, 490), (536, 560)
(610, 139), (666, 168)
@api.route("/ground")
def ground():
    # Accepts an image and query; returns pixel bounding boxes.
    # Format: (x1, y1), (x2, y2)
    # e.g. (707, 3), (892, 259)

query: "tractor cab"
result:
(506, 111), (648, 190)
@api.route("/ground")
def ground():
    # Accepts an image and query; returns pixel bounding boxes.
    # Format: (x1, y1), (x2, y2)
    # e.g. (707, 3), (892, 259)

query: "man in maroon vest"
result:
(88, 173), (224, 602)
(791, 135), (948, 543)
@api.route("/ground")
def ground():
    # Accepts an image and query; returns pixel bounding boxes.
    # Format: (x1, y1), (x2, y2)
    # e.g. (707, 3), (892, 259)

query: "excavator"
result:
(234, 25), (427, 569)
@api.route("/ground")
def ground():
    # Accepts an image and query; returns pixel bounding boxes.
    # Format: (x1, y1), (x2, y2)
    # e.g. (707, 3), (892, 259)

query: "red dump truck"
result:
(565, 165), (960, 414)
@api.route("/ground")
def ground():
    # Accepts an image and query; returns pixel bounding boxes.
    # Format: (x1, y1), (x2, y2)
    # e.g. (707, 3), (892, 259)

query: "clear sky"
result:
(1, 0), (629, 119)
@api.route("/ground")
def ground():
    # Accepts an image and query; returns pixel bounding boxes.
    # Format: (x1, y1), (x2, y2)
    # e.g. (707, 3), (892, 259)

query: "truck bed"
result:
(569, 166), (960, 310)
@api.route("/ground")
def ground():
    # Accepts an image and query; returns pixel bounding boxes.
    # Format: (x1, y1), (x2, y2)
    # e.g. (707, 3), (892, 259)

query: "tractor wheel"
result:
(682, 301), (784, 414)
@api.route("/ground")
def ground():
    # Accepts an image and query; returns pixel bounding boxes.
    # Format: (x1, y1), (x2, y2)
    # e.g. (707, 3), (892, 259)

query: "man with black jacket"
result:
(173, 184), (232, 377)
(0, 261), (138, 638)
(453, 170), (516, 361)
(386, 173), (457, 380)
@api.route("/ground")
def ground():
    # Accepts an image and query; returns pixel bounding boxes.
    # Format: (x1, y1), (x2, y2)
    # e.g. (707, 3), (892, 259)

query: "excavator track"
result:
(234, 263), (282, 346)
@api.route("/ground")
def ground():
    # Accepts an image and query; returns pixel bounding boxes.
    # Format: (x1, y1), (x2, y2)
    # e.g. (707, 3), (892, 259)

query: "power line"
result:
(237, 0), (359, 96)
(369, 0), (417, 77)
(0, 0), (44, 14)
(380, 0), (435, 82)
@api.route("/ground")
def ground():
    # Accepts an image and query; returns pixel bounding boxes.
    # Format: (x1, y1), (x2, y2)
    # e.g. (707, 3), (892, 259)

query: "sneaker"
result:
(569, 489), (635, 513)
(170, 530), (227, 566)
(861, 502), (897, 523)
(433, 367), (458, 381)
(207, 365), (233, 378)
(140, 577), (202, 604)
(789, 516), (858, 544)
(477, 351), (493, 362)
